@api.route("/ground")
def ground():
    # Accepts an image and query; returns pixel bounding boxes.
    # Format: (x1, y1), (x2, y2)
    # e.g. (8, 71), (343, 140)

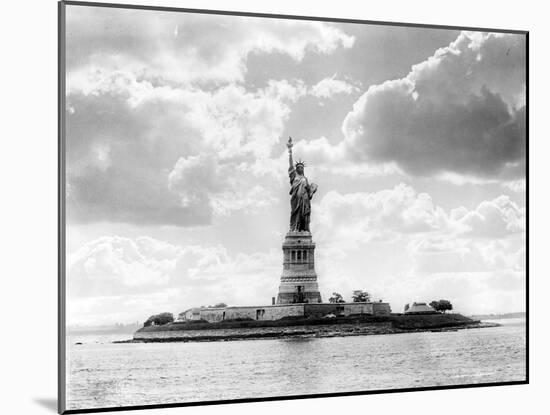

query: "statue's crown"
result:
(295, 159), (306, 167)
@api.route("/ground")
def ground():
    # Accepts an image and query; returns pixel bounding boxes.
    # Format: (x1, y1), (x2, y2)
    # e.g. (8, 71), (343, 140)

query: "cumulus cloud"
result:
(210, 186), (278, 217)
(66, 6), (354, 86)
(185, 79), (307, 160)
(64, 6), (355, 226)
(67, 236), (185, 297)
(408, 237), (488, 274)
(313, 184), (448, 247)
(502, 179), (526, 193)
(310, 75), (359, 99)
(342, 31), (526, 180)
(66, 71), (304, 225)
(167, 154), (224, 208)
(405, 195), (525, 276)
(454, 195), (525, 238)
(408, 235), (524, 275)
(68, 236), (280, 297)
(314, 184), (525, 275)
(167, 154), (277, 216)
(67, 235), (282, 323)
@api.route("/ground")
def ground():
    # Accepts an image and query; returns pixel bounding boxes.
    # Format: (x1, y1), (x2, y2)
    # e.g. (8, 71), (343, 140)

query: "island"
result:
(131, 137), (498, 343)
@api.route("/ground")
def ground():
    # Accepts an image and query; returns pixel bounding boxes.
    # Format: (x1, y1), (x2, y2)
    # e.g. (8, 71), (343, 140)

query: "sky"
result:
(64, 5), (526, 326)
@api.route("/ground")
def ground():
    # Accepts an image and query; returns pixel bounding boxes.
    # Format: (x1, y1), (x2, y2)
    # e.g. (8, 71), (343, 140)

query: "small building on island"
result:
(176, 308), (202, 321)
(404, 302), (437, 314)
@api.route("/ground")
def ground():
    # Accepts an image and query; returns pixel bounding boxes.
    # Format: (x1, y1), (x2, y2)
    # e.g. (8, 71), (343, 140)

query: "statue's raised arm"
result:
(287, 136), (294, 171)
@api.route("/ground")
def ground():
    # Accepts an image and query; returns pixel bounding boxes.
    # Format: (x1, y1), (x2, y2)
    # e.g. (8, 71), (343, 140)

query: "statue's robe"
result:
(289, 166), (313, 231)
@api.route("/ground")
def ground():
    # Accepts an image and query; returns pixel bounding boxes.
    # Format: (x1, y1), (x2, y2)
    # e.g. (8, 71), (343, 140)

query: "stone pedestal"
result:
(277, 231), (322, 304)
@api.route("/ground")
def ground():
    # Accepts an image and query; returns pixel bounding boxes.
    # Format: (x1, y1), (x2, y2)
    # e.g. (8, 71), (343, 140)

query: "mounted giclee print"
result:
(58, 1), (528, 413)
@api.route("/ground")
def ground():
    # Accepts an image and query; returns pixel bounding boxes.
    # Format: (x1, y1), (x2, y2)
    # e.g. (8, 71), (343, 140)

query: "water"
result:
(66, 318), (526, 410)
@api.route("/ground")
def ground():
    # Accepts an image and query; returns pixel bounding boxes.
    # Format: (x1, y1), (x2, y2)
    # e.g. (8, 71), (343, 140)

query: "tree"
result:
(429, 300), (453, 313)
(144, 312), (174, 327)
(404, 303), (410, 312)
(352, 290), (370, 303)
(329, 292), (345, 303)
(437, 299), (453, 313)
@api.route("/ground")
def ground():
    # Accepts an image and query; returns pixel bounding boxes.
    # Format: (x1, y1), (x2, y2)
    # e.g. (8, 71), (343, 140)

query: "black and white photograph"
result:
(59, 1), (527, 413)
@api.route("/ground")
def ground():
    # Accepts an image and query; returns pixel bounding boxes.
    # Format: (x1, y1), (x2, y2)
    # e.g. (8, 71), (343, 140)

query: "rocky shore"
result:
(120, 314), (500, 343)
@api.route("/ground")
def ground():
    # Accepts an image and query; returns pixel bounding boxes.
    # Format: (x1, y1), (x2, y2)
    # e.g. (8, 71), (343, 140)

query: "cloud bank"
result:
(67, 235), (280, 324)
(63, 9), (526, 323)
(67, 6), (354, 86)
(342, 32), (526, 180)
(65, 8), (355, 226)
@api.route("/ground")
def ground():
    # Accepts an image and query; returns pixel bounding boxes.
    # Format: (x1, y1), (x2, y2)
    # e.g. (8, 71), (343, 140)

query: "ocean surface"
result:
(66, 317), (526, 411)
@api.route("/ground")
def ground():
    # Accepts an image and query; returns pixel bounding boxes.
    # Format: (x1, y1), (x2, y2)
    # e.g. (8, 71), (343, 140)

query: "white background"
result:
(0, 0), (545, 414)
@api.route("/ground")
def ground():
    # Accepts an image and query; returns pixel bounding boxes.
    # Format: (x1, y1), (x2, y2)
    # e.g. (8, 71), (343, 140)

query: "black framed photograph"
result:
(59, 1), (528, 413)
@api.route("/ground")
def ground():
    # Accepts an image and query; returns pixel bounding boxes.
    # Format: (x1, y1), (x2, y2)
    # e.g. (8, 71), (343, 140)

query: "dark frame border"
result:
(58, 1), (529, 414)
(58, 1), (67, 413)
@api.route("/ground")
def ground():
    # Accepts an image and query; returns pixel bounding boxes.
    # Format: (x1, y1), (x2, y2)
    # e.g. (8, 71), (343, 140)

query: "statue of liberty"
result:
(286, 137), (318, 232)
